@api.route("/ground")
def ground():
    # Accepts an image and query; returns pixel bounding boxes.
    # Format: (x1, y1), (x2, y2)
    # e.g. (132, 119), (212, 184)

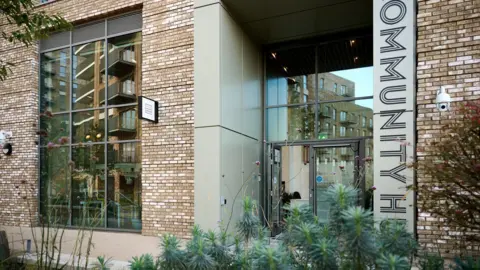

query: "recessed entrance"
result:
(263, 31), (374, 236)
(268, 140), (368, 236)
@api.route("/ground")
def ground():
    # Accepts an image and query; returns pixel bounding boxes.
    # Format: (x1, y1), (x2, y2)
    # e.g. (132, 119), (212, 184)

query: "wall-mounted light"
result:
(85, 135), (91, 140)
(3, 143), (12, 156)
(0, 130), (13, 156)
(96, 133), (102, 139)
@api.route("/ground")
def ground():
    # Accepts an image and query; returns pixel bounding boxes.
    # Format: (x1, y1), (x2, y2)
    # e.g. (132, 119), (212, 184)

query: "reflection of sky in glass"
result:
(332, 67), (373, 109)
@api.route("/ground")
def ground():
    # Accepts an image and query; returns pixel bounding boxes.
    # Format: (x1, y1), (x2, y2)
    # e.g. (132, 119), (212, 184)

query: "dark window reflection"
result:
(40, 48), (70, 113)
(107, 143), (141, 230)
(72, 41), (105, 110)
(71, 145), (105, 227)
(40, 147), (70, 225)
(72, 110), (105, 143)
(39, 113), (69, 146)
(108, 106), (139, 141)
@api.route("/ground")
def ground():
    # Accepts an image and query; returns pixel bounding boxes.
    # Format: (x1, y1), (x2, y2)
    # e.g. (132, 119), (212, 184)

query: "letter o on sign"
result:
(380, 0), (407, 25)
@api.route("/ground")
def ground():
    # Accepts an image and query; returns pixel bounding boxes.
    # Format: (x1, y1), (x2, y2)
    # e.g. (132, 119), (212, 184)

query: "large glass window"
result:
(266, 35), (373, 142)
(39, 18), (142, 231)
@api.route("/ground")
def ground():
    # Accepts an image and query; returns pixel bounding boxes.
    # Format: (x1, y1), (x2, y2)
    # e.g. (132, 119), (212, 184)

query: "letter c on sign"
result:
(380, 0), (407, 25)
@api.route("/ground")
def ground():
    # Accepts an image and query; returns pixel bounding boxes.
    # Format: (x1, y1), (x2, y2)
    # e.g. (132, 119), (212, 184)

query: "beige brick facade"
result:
(0, 0), (194, 238)
(416, 0), (480, 256)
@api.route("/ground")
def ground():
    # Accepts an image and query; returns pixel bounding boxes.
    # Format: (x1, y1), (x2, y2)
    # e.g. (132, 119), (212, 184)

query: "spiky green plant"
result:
(341, 206), (377, 269)
(310, 237), (338, 270)
(128, 254), (157, 270)
(418, 252), (444, 270)
(326, 184), (358, 236)
(93, 255), (112, 270)
(204, 230), (233, 269)
(251, 242), (290, 270)
(158, 234), (186, 270)
(376, 253), (410, 270)
(147, 184), (421, 270)
(236, 196), (260, 243)
(378, 220), (417, 259)
(186, 233), (216, 270)
(452, 256), (480, 270)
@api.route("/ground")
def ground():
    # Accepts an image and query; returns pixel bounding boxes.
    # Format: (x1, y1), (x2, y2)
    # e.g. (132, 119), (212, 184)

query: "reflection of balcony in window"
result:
(340, 151), (353, 159)
(74, 76), (136, 106)
(341, 89), (354, 97)
(43, 63), (55, 75)
(103, 47), (136, 78)
(74, 47), (105, 81)
(318, 109), (331, 119)
(111, 144), (139, 164)
(108, 111), (136, 137)
(339, 115), (357, 126)
(100, 79), (136, 105)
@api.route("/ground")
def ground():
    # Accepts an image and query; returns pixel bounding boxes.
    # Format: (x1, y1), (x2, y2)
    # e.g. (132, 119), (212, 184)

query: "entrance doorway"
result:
(268, 140), (366, 236)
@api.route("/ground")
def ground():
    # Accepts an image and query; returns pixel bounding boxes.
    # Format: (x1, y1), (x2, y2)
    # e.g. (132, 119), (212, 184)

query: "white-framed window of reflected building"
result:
(38, 12), (143, 231)
(340, 111), (347, 121)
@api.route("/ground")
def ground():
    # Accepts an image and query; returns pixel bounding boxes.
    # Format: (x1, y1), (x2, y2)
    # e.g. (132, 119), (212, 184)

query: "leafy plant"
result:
(128, 254), (158, 270)
(0, 0), (71, 81)
(411, 100), (480, 244)
(93, 255), (112, 270)
(417, 252), (444, 270)
(158, 234), (186, 270)
(452, 256), (480, 270)
(142, 184), (422, 270)
(376, 253), (410, 270)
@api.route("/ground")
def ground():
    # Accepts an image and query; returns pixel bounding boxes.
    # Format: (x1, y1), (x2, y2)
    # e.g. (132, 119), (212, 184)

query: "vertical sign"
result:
(374, 0), (416, 232)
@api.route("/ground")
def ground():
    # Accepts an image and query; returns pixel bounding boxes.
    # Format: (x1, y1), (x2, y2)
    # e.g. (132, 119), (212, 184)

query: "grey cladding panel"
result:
(40, 31), (70, 51)
(107, 13), (142, 35)
(72, 21), (105, 44)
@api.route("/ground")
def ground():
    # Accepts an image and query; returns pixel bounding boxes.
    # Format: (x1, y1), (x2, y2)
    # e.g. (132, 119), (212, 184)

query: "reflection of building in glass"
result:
(39, 29), (143, 230)
(283, 72), (373, 140)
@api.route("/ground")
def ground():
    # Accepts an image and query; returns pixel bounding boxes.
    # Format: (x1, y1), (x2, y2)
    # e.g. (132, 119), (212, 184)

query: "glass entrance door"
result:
(312, 142), (361, 223)
(270, 145), (282, 236)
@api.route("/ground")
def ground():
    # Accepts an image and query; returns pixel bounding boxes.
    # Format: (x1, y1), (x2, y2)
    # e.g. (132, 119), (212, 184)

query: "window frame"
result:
(38, 13), (143, 232)
(264, 34), (374, 143)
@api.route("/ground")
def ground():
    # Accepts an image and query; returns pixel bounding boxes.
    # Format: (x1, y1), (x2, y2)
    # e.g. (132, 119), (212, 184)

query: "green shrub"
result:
(129, 184), (480, 269)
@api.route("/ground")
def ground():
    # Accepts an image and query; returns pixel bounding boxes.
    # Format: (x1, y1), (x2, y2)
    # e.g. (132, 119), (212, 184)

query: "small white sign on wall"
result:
(138, 96), (159, 123)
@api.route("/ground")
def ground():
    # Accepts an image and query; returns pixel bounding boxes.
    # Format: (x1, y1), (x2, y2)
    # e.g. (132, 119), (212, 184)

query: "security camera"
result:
(436, 86), (451, 112)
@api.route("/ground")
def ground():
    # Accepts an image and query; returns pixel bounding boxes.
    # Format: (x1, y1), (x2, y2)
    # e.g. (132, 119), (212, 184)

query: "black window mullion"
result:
(68, 31), (73, 227)
(104, 20), (108, 229)
(314, 45), (318, 138)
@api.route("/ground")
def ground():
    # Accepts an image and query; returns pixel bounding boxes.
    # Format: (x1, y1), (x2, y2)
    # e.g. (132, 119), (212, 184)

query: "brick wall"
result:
(416, 0), (479, 256)
(0, 0), (194, 238)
